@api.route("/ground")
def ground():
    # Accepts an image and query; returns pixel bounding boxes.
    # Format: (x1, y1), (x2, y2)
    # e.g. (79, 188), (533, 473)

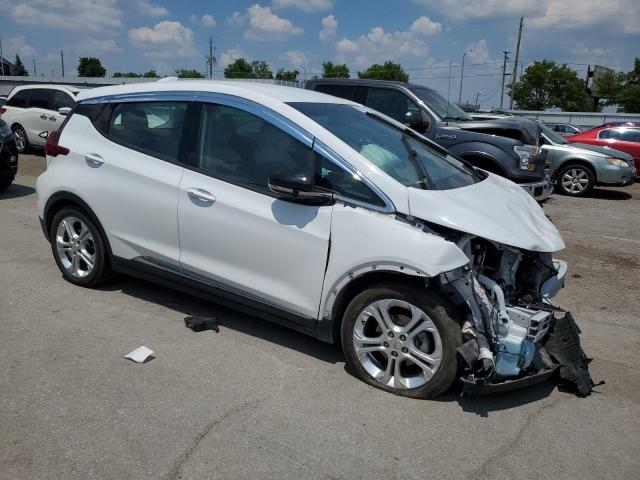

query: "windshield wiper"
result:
(401, 134), (431, 189)
(442, 116), (468, 122)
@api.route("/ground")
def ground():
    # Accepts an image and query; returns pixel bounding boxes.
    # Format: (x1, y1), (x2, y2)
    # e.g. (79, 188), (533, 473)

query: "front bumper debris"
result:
(460, 312), (595, 397)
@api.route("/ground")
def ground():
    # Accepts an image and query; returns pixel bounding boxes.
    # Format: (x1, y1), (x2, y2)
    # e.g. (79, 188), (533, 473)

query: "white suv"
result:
(1, 84), (79, 152)
(36, 81), (593, 398)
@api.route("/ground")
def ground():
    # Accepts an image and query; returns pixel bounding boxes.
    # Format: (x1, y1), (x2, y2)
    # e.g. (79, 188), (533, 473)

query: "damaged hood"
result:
(451, 116), (542, 146)
(408, 173), (565, 252)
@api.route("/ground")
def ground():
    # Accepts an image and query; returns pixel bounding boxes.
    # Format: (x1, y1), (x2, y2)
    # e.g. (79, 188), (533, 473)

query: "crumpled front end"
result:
(436, 235), (594, 396)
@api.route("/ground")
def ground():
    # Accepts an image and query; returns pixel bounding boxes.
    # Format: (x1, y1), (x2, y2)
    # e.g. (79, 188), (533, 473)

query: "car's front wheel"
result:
(341, 285), (461, 399)
(0, 175), (14, 191)
(12, 125), (29, 154)
(49, 207), (112, 287)
(557, 164), (595, 196)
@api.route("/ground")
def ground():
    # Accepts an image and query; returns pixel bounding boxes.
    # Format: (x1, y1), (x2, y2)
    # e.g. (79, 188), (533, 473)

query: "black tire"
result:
(0, 175), (14, 191)
(556, 163), (595, 197)
(49, 206), (112, 287)
(12, 125), (29, 154)
(341, 285), (461, 399)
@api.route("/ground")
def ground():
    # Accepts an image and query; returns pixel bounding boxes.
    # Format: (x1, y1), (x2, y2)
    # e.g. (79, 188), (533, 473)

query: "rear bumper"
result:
(519, 176), (554, 202)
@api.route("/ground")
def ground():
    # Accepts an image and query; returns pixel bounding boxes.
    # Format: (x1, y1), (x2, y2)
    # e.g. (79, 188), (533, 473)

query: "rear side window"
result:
(29, 89), (53, 110)
(314, 84), (357, 101)
(6, 89), (30, 108)
(53, 91), (75, 110)
(107, 102), (188, 161)
(365, 88), (419, 123)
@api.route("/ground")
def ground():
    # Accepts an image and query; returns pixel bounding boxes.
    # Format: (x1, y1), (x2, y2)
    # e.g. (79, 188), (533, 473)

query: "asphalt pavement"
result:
(1, 154), (639, 480)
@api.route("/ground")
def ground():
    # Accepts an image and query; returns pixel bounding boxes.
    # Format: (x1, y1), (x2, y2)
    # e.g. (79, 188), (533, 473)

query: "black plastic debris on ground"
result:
(184, 316), (219, 333)
(544, 311), (597, 396)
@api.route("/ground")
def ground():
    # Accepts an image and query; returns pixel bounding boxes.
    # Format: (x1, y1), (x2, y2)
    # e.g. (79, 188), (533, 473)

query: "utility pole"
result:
(500, 51), (510, 109)
(475, 91), (481, 109)
(509, 16), (524, 109)
(207, 36), (216, 78)
(458, 52), (466, 103)
(0, 36), (4, 76)
(60, 50), (65, 77)
(32, 58), (37, 77)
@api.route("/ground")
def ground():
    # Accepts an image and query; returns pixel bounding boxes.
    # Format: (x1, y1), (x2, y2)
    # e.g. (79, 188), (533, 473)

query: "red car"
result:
(566, 126), (640, 173)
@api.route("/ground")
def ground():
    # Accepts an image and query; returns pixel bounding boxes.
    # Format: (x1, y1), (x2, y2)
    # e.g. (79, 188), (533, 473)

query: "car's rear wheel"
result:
(557, 164), (594, 196)
(49, 207), (112, 287)
(341, 285), (461, 399)
(12, 125), (29, 154)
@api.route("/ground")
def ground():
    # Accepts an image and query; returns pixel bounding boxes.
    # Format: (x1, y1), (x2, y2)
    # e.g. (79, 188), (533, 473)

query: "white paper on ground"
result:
(124, 346), (154, 363)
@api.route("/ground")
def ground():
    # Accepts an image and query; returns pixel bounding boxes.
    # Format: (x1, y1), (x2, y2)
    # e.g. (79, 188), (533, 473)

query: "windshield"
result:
(541, 124), (569, 144)
(409, 87), (472, 122)
(289, 102), (481, 191)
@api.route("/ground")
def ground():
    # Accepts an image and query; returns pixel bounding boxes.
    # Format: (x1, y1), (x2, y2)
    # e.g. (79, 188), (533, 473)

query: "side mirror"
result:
(39, 131), (49, 139)
(58, 107), (72, 116)
(405, 111), (429, 132)
(268, 168), (331, 203)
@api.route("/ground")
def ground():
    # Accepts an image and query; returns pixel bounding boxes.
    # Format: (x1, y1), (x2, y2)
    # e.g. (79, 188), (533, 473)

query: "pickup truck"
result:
(306, 79), (552, 201)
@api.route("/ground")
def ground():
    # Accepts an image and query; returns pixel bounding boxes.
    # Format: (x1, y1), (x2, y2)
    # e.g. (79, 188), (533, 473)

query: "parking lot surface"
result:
(2, 154), (639, 480)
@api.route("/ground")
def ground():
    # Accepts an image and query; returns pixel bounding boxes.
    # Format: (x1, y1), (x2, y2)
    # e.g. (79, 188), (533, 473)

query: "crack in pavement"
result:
(160, 398), (263, 480)
(466, 396), (566, 480)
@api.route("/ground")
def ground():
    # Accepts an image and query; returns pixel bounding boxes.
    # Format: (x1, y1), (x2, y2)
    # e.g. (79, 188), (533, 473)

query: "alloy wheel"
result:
(352, 299), (443, 390)
(13, 128), (26, 152)
(55, 217), (96, 278)
(561, 168), (589, 194)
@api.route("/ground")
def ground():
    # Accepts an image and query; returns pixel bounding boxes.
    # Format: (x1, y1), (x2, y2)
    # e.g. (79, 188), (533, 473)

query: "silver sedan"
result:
(541, 125), (636, 196)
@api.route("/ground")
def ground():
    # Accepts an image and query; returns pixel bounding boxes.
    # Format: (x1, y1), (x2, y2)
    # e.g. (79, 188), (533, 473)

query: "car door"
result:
(76, 99), (190, 267)
(177, 100), (332, 325)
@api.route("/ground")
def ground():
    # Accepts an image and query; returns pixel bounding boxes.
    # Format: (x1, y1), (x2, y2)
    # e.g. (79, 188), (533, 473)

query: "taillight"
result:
(0, 107), (6, 116)
(45, 130), (69, 157)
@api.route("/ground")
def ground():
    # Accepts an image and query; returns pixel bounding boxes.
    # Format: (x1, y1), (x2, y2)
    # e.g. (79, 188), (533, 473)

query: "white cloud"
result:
(4, 35), (36, 58)
(0, 0), (122, 32)
(244, 4), (304, 41)
(226, 11), (246, 26)
(409, 16), (442, 36)
(319, 14), (337, 41)
(220, 46), (245, 67)
(281, 50), (309, 68)
(129, 21), (197, 59)
(465, 39), (493, 64)
(272, 0), (333, 12)
(415, 0), (640, 34)
(201, 14), (216, 27)
(137, 0), (169, 18)
(335, 17), (442, 67)
(74, 39), (121, 55)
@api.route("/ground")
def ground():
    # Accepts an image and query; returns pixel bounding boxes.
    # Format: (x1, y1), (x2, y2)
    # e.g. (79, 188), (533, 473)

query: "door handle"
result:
(40, 114), (48, 120)
(84, 153), (104, 167)
(187, 188), (216, 204)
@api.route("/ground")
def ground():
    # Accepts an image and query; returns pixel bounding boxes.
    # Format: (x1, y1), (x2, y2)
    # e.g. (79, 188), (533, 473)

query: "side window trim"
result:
(312, 139), (395, 213)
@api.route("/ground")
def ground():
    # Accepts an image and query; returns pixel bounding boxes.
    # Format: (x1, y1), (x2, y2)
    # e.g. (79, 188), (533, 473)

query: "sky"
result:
(0, 0), (638, 108)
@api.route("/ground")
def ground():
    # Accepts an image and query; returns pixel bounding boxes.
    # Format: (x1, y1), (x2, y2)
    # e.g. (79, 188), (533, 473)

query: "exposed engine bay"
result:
(427, 226), (594, 396)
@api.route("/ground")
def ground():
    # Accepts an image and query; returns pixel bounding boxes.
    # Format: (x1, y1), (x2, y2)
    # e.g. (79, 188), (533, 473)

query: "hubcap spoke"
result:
(55, 216), (96, 278)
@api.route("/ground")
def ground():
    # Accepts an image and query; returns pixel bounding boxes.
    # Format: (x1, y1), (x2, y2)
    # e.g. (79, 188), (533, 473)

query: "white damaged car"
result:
(36, 81), (593, 398)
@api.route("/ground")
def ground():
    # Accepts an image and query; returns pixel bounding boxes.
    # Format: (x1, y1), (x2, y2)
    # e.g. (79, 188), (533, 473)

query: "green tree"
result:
(358, 61), (409, 82)
(321, 61), (349, 78)
(77, 57), (106, 77)
(143, 70), (159, 78)
(594, 58), (640, 113)
(275, 68), (299, 81)
(224, 58), (254, 78)
(511, 60), (591, 111)
(251, 60), (273, 79)
(112, 72), (141, 78)
(176, 69), (205, 78)
(12, 54), (28, 76)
